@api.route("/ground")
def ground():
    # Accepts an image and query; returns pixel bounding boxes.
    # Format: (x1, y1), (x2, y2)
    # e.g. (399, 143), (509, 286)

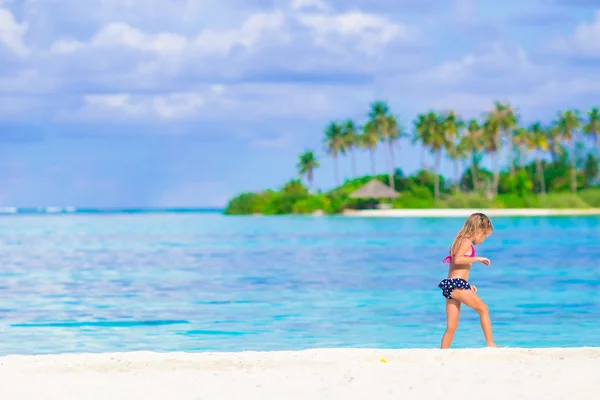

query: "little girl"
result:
(438, 212), (498, 348)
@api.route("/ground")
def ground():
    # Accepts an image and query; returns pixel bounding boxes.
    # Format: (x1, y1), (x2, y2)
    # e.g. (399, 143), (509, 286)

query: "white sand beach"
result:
(343, 208), (600, 217)
(1, 348), (599, 400)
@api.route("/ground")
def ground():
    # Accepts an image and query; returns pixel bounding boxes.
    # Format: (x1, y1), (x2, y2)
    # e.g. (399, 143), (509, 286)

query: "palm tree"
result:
(556, 110), (582, 193)
(512, 127), (529, 169)
(460, 119), (484, 192)
(368, 101), (395, 189)
(296, 150), (320, 191)
(442, 110), (465, 187)
(443, 110), (463, 139)
(415, 111), (445, 200)
(481, 118), (501, 196)
(324, 122), (345, 186)
(584, 107), (600, 154)
(386, 115), (407, 171)
(413, 113), (432, 169)
(359, 121), (379, 176)
(446, 139), (467, 187)
(487, 102), (518, 182)
(547, 124), (563, 162)
(380, 114), (399, 178)
(341, 120), (358, 177)
(527, 122), (549, 196)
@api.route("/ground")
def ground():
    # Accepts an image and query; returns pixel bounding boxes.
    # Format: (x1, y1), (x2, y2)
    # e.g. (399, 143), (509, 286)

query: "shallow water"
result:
(0, 213), (598, 355)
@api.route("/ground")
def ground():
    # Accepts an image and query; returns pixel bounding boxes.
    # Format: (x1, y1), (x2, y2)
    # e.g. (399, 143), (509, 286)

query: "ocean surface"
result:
(0, 212), (598, 355)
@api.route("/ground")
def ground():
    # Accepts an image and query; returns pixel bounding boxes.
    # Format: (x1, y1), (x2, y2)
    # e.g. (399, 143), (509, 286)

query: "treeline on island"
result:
(225, 101), (600, 215)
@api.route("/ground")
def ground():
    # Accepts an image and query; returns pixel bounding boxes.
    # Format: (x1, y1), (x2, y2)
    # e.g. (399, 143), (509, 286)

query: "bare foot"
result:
(487, 343), (500, 348)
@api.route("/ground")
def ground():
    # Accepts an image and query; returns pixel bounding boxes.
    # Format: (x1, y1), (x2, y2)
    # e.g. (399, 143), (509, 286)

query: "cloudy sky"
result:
(0, 0), (599, 207)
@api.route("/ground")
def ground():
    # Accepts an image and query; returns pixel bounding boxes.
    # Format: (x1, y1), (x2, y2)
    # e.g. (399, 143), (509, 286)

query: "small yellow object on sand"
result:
(380, 358), (387, 363)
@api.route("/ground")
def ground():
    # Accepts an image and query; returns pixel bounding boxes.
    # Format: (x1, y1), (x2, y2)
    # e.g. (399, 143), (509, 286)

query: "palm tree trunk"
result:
(550, 139), (558, 162)
(434, 150), (441, 200)
(453, 159), (459, 188)
(536, 158), (545, 196)
(493, 132), (501, 196)
(470, 151), (478, 192)
(470, 164), (478, 192)
(386, 142), (395, 190)
(570, 138), (577, 193)
(369, 149), (376, 176)
(508, 130), (515, 178)
(350, 150), (357, 177)
(308, 170), (313, 193)
(492, 151), (499, 197)
(333, 155), (340, 186)
(390, 140), (396, 171)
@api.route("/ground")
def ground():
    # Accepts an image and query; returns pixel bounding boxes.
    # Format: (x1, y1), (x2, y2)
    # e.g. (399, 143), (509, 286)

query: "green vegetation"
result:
(225, 102), (600, 215)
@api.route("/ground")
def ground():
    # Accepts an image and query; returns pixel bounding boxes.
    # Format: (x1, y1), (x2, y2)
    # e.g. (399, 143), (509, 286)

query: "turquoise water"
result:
(0, 213), (598, 355)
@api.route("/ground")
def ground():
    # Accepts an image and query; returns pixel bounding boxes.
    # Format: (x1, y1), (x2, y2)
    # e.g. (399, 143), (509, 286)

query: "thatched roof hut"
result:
(349, 179), (399, 199)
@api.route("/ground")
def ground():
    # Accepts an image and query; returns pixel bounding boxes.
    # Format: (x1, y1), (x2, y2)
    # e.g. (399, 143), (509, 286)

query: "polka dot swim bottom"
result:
(438, 278), (471, 299)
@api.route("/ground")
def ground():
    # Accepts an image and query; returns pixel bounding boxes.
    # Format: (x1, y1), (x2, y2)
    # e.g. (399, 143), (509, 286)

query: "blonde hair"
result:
(449, 213), (493, 256)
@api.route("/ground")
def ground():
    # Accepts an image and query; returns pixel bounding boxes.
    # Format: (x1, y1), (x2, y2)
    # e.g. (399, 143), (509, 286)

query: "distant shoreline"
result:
(0, 207), (224, 215)
(342, 208), (600, 217)
(2, 207), (599, 217)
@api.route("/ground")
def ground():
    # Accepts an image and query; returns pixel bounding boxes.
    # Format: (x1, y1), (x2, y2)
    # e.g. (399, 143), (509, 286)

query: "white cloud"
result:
(72, 92), (206, 120)
(51, 22), (188, 55)
(82, 94), (147, 117)
(34, 2), (413, 122)
(48, 6), (406, 60)
(49, 11), (286, 57)
(297, 11), (408, 55)
(5, 0), (597, 128)
(406, 71), (600, 119)
(217, 83), (371, 120)
(0, 6), (29, 56)
(418, 43), (537, 86)
(528, 76), (600, 99)
(94, 22), (188, 54)
(153, 93), (204, 119)
(290, 0), (328, 11)
(550, 9), (600, 56)
(194, 11), (287, 55)
(49, 39), (83, 54)
(63, 81), (370, 122)
(379, 39), (600, 120)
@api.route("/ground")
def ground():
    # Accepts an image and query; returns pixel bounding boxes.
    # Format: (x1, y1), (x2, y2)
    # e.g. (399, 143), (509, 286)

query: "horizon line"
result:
(0, 207), (225, 215)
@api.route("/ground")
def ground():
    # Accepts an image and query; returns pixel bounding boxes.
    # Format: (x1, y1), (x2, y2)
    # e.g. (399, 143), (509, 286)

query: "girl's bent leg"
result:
(450, 289), (498, 347)
(441, 299), (461, 349)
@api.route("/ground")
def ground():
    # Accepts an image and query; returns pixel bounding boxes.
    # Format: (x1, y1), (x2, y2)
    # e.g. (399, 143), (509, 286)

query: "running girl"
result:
(438, 212), (498, 348)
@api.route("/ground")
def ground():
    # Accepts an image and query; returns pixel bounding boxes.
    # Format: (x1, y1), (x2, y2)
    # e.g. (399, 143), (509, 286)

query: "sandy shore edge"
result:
(1, 348), (599, 400)
(342, 208), (600, 217)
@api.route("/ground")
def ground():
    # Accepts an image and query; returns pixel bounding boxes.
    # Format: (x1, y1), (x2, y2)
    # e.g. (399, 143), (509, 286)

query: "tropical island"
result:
(225, 101), (600, 215)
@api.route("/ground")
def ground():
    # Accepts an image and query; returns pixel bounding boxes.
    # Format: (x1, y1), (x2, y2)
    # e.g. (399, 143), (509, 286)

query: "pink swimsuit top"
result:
(442, 245), (475, 263)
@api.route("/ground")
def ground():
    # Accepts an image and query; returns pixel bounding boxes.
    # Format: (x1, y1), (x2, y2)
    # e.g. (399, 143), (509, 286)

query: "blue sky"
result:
(0, 0), (599, 207)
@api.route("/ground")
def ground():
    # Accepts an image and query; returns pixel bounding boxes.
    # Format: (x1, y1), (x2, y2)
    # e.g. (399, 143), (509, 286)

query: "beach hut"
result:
(349, 179), (399, 209)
